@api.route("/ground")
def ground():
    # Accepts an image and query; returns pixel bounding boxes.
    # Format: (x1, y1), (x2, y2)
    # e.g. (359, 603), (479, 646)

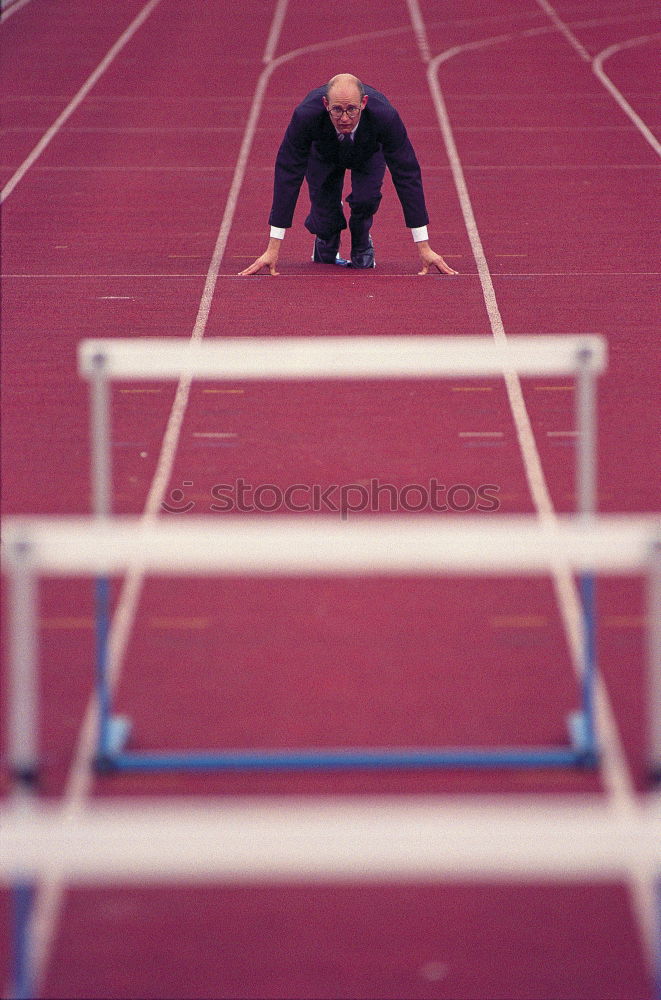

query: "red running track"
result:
(1, 0), (659, 997)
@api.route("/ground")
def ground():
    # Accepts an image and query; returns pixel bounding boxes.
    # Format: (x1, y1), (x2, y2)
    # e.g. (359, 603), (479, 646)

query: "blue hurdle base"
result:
(95, 714), (132, 773)
(567, 709), (599, 767)
(94, 712), (598, 773)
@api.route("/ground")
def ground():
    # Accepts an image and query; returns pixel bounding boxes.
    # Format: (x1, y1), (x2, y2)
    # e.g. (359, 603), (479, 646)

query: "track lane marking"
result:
(593, 33), (661, 158)
(1, 0), (164, 203)
(525, 18), (660, 958)
(25, 2), (291, 992)
(533, 0), (591, 61)
(409, 0), (656, 970)
(0, 0), (34, 22)
(4, 270), (661, 278)
(40, 618), (94, 630)
(534, 2), (660, 158)
(458, 431), (504, 437)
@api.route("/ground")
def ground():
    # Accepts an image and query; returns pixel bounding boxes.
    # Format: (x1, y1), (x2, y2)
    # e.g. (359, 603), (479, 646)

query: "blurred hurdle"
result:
(72, 334), (612, 774)
(2, 791), (660, 999)
(4, 513), (660, 780)
(3, 512), (660, 998)
(3, 792), (659, 883)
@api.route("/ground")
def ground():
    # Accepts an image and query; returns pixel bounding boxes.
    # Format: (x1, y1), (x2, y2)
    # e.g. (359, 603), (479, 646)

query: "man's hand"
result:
(416, 241), (459, 276)
(238, 237), (281, 276)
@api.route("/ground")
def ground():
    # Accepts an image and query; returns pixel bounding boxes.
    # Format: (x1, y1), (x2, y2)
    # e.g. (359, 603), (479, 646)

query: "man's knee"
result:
(347, 193), (382, 220)
(305, 205), (346, 238)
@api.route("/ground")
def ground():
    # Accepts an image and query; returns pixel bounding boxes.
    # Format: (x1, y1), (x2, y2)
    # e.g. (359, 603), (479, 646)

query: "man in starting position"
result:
(239, 73), (458, 276)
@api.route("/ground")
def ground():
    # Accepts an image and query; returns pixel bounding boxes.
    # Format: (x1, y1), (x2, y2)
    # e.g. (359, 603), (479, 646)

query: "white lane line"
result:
(0, 0), (33, 22)
(25, 2), (291, 992)
(528, 5), (661, 962)
(534, 1), (661, 158)
(10, 163), (655, 172)
(421, 164), (660, 170)
(405, 0), (431, 63)
(534, 0), (591, 61)
(1, 273), (210, 278)
(1, 0), (164, 203)
(11, 166), (233, 172)
(262, 0), (288, 63)
(593, 34), (661, 158)
(3, 126), (245, 133)
(409, 0), (656, 969)
(424, 51), (565, 512)
(3, 271), (661, 279)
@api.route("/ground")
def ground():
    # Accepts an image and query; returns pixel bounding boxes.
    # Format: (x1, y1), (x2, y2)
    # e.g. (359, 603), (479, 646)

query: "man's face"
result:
(323, 83), (368, 134)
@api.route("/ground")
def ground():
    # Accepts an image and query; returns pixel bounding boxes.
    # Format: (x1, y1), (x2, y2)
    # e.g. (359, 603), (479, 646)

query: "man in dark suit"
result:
(239, 73), (458, 276)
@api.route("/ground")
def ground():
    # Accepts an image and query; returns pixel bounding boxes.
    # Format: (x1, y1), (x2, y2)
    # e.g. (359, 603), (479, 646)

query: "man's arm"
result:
(381, 110), (458, 275)
(239, 109), (311, 276)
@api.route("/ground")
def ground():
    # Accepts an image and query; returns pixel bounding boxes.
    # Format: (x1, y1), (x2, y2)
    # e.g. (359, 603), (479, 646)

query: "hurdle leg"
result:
(576, 344), (597, 517)
(89, 353), (131, 768)
(8, 539), (39, 786)
(570, 570), (598, 764)
(649, 539), (661, 784)
(7, 538), (38, 999)
(90, 354), (114, 763)
(568, 346), (599, 764)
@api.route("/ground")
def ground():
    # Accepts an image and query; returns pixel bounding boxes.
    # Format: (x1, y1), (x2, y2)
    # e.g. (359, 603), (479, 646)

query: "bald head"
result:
(325, 74), (365, 103)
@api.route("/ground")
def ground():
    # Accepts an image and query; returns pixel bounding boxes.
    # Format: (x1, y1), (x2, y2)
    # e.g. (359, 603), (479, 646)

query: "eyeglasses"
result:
(327, 104), (362, 119)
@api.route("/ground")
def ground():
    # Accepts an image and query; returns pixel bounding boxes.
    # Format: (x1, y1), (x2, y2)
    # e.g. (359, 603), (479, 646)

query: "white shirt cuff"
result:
(411, 226), (429, 243)
(270, 226), (286, 240)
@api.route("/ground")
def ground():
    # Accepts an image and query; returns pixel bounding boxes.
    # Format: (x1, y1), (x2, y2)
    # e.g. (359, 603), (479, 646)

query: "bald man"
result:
(239, 74), (458, 276)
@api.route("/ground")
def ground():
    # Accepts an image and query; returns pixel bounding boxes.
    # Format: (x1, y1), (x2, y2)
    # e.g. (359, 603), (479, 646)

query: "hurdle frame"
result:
(2, 790), (660, 1000)
(75, 335), (610, 774)
(3, 512), (661, 782)
(4, 513), (661, 1000)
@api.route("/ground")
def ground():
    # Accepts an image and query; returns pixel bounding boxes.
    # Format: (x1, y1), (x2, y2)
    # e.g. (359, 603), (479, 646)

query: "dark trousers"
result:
(304, 147), (386, 249)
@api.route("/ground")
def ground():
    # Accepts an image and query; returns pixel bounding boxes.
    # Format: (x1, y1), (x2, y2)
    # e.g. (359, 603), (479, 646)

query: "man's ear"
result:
(362, 94), (368, 108)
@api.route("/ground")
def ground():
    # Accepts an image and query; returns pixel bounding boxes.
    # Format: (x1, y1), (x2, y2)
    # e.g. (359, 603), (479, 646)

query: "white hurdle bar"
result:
(78, 334), (606, 518)
(78, 334), (607, 380)
(3, 791), (660, 1000)
(2, 514), (658, 578)
(1, 794), (659, 884)
(3, 514), (660, 781)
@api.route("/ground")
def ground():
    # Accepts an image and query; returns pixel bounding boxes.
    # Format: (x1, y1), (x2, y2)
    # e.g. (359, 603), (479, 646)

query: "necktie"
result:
(338, 131), (353, 166)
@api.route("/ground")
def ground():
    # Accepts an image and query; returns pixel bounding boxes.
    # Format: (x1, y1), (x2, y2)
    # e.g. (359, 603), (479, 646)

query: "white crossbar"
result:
(78, 335), (607, 380)
(1, 795), (659, 883)
(1, 515), (658, 577)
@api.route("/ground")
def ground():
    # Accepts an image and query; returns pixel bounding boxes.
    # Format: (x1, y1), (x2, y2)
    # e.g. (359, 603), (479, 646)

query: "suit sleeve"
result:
(268, 110), (313, 230)
(380, 110), (430, 229)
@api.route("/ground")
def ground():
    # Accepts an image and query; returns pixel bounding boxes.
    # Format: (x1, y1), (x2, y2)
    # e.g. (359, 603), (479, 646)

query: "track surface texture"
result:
(1, 0), (659, 997)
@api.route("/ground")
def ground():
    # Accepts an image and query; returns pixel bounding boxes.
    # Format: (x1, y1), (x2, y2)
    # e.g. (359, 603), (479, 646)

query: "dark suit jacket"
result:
(268, 85), (430, 230)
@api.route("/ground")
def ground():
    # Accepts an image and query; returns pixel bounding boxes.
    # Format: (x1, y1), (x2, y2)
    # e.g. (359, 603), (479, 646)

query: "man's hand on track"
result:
(238, 240), (281, 276)
(416, 242), (459, 276)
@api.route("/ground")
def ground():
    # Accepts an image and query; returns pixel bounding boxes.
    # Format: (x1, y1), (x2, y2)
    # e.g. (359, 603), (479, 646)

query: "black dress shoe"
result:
(312, 234), (350, 266)
(350, 236), (376, 269)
